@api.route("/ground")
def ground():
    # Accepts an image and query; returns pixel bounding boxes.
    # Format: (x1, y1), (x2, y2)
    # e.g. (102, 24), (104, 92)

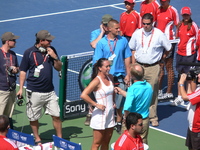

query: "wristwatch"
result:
(179, 84), (184, 87)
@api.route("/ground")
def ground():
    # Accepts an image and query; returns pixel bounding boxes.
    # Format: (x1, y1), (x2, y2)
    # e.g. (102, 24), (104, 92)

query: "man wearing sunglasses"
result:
(129, 13), (172, 127)
(0, 32), (20, 129)
(114, 112), (144, 150)
(17, 30), (62, 145)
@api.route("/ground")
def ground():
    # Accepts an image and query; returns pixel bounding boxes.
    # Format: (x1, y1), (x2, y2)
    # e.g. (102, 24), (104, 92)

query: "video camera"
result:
(186, 67), (200, 80)
(178, 62), (200, 81)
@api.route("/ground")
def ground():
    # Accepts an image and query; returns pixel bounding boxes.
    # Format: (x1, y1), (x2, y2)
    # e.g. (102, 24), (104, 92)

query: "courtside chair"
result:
(52, 135), (82, 150)
(6, 129), (35, 146)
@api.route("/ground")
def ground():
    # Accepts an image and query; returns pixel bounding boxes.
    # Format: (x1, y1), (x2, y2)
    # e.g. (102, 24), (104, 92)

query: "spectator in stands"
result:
(140, 0), (160, 24)
(115, 63), (153, 144)
(81, 58), (115, 150)
(17, 30), (62, 145)
(170, 7), (199, 108)
(0, 32), (20, 129)
(114, 112), (144, 150)
(179, 72), (200, 150)
(93, 19), (132, 134)
(84, 14), (113, 126)
(120, 0), (141, 41)
(0, 115), (18, 150)
(156, 0), (179, 100)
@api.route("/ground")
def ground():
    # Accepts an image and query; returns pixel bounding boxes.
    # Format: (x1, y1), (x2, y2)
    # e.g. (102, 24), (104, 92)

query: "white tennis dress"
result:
(90, 76), (115, 130)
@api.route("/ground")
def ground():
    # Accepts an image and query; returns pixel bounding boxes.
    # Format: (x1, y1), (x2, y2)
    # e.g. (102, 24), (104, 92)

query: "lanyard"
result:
(1, 49), (13, 66)
(107, 35), (118, 54)
(33, 52), (48, 66)
(142, 29), (154, 48)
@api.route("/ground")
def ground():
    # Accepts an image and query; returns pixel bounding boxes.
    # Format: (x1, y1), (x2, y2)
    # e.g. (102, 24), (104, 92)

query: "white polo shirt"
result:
(129, 27), (171, 64)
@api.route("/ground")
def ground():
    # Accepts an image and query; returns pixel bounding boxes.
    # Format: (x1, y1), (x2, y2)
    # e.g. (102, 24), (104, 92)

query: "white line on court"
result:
(0, 0), (142, 23)
(150, 126), (186, 139)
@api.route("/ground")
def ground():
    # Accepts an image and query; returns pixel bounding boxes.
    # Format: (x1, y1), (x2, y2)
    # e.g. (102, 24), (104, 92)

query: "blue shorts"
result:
(114, 76), (126, 109)
(176, 53), (197, 73)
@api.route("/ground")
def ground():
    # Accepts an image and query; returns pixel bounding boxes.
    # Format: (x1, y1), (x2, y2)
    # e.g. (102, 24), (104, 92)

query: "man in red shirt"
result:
(120, 0), (141, 41)
(156, 0), (179, 100)
(114, 112), (144, 150)
(140, 0), (160, 24)
(0, 115), (18, 150)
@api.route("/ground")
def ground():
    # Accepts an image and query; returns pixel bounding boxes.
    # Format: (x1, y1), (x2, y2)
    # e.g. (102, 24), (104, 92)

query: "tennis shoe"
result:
(158, 90), (164, 99)
(84, 114), (91, 126)
(115, 122), (122, 134)
(170, 97), (184, 106)
(163, 93), (174, 99)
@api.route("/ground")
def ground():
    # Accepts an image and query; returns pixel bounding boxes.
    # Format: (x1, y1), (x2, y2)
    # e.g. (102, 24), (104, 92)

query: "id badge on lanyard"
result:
(33, 52), (47, 78)
(108, 36), (118, 65)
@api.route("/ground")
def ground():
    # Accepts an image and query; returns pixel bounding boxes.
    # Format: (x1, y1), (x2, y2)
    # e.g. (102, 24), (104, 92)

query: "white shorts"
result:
(26, 90), (60, 121)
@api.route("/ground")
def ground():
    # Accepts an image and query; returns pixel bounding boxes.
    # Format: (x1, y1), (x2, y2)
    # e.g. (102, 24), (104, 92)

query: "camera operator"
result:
(170, 7), (198, 108)
(0, 32), (20, 129)
(179, 72), (200, 150)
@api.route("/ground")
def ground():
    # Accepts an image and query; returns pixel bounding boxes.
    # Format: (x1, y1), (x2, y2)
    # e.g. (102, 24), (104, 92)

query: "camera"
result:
(186, 67), (200, 80)
(7, 66), (15, 76)
(16, 95), (24, 106)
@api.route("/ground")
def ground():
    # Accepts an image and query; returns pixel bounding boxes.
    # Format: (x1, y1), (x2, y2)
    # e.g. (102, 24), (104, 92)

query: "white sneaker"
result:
(158, 90), (164, 99)
(163, 93), (174, 99)
(170, 97), (184, 106)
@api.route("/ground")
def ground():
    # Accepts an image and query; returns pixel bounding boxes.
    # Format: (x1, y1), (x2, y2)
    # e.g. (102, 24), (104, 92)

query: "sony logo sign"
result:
(65, 103), (86, 114)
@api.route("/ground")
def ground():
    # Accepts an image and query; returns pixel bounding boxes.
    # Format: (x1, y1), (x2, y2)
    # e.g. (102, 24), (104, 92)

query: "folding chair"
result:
(6, 129), (35, 146)
(53, 135), (82, 150)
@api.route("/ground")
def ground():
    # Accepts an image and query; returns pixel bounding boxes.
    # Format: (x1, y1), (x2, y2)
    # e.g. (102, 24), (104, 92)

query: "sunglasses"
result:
(137, 123), (143, 126)
(142, 22), (151, 25)
(45, 39), (52, 42)
(9, 39), (16, 42)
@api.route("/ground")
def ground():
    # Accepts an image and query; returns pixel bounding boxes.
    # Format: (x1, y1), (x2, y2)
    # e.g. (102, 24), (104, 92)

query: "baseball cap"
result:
(36, 30), (55, 40)
(1, 32), (19, 41)
(102, 14), (113, 24)
(181, 7), (192, 15)
(124, 0), (135, 3)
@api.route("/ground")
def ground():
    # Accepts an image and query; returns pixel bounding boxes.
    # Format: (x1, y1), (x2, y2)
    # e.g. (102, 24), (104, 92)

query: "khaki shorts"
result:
(26, 90), (60, 121)
(0, 90), (16, 117)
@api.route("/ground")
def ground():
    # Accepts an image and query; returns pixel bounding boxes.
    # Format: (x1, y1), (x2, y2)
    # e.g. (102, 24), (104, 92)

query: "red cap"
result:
(181, 7), (192, 15)
(124, 0), (135, 3)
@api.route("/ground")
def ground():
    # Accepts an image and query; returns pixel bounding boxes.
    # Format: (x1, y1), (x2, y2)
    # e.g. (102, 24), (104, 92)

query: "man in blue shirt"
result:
(93, 19), (132, 134)
(115, 63), (153, 144)
(0, 32), (19, 129)
(17, 30), (62, 145)
(90, 14), (113, 49)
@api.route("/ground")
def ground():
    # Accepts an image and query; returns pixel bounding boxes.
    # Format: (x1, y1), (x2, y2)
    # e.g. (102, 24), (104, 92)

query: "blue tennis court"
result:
(1, 0), (200, 149)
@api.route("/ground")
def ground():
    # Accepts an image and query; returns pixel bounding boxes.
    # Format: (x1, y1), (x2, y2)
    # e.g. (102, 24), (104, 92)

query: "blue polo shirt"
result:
(0, 49), (18, 91)
(93, 35), (132, 76)
(20, 46), (58, 92)
(123, 80), (153, 119)
(90, 29), (102, 43)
